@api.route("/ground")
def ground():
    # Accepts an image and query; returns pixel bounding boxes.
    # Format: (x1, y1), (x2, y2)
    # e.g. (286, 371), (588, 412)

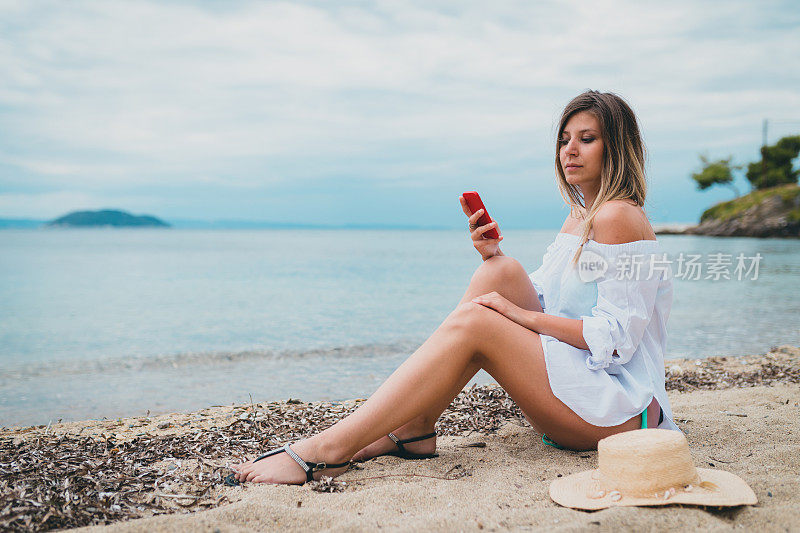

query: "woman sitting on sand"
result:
(230, 90), (677, 485)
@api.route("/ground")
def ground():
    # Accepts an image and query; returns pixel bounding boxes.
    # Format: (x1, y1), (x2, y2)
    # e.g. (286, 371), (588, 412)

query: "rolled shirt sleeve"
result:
(580, 252), (663, 370)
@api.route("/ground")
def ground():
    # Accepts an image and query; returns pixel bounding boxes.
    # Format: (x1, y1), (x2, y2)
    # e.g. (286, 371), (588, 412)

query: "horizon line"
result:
(0, 216), (696, 231)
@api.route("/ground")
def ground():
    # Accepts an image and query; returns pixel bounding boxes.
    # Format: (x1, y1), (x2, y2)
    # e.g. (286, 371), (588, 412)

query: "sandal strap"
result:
(255, 443), (351, 483)
(253, 445), (290, 463)
(387, 431), (437, 453)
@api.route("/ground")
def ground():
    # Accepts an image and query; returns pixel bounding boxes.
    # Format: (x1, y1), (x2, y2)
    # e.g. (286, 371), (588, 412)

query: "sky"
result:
(1, 0), (799, 228)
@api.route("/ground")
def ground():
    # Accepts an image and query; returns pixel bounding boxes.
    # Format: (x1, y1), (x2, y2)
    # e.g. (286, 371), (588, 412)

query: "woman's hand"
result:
(459, 195), (504, 261)
(471, 291), (536, 330)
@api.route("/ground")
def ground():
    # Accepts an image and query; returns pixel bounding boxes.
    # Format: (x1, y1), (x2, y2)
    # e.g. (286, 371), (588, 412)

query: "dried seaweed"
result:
(0, 431), (246, 531)
(0, 384), (519, 532)
(1, 346), (798, 532)
(436, 384), (525, 436)
(307, 476), (346, 493)
(666, 356), (800, 392)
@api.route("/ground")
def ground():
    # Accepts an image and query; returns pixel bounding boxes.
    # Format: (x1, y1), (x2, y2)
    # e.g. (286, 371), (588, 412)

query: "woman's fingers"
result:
(471, 220), (498, 239)
(459, 196), (473, 217)
(468, 209), (485, 226)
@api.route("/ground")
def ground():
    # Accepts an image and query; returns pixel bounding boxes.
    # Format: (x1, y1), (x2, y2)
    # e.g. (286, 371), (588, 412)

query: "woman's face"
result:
(559, 111), (604, 193)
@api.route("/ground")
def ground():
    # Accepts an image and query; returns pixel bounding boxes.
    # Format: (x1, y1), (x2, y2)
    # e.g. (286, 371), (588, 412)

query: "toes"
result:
(234, 467), (253, 483)
(228, 457), (261, 483)
(240, 467), (256, 482)
(232, 460), (252, 477)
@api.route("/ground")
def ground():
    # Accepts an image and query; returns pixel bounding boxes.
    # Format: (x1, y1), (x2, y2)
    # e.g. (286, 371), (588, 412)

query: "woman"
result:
(230, 90), (676, 485)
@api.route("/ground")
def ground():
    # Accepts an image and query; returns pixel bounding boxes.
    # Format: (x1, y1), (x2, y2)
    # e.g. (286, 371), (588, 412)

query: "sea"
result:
(1, 228), (798, 427)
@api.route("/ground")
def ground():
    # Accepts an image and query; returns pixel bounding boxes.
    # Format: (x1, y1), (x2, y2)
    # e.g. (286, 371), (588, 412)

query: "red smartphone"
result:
(462, 191), (500, 239)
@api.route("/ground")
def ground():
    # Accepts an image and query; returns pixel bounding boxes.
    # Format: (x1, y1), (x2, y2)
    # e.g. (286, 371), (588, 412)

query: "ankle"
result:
(310, 432), (354, 464)
(398, 418), (436, 436)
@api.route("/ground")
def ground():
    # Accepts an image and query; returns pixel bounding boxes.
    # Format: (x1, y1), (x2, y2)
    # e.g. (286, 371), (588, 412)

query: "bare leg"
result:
(353, 256), (543, 461)
(233, 259), (643, 484)
(234, 303), (487, 484)
(349, 358), (480, 461)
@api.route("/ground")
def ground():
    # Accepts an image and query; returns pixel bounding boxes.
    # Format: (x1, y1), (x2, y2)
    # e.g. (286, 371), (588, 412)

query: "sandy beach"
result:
(2, 345), (799, 532)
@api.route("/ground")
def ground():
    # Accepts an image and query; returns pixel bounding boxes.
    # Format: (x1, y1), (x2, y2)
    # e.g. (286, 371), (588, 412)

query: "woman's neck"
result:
(580, 186), (599, 209)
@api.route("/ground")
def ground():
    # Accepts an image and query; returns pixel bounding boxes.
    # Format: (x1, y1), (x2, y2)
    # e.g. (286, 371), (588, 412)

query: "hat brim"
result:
(549, 468), (757, 510)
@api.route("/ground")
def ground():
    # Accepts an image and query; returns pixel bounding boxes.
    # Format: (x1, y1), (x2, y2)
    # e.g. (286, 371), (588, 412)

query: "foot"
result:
(351, 425), (437, 462)
(231, 437), (351, 485)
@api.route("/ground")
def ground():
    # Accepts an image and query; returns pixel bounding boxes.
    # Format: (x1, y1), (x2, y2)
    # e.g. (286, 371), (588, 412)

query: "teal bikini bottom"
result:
(542, 406), (664, 450)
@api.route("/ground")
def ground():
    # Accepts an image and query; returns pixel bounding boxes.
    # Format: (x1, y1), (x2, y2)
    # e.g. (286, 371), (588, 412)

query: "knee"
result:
(473, 255), (528, 284)
(447, 301), (492, 333)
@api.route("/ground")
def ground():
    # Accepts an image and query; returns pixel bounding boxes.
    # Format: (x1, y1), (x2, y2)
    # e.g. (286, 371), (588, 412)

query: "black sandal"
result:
(378, 431), (438, 460)
(224, 443), (352, 486)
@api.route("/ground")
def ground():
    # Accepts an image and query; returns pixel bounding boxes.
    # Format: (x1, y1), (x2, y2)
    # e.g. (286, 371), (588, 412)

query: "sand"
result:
(3, 346), (799, 532)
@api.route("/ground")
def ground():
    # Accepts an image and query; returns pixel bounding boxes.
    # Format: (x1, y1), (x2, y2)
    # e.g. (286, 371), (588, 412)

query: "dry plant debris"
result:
(665, 346), (800, 392)
(307, 476), (347, 493)
(1, 345), (798, 531)
(0, 385), (522, 532)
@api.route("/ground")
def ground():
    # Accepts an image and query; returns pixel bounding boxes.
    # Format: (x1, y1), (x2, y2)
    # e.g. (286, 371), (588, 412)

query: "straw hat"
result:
(549, 429), (757, 509)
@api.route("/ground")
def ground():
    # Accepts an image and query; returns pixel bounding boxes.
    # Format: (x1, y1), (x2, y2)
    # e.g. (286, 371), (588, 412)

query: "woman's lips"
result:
(565, 165), (582, 171)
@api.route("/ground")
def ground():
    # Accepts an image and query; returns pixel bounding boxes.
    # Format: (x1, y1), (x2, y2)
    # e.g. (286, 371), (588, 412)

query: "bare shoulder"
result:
(591, 200), (656, 244)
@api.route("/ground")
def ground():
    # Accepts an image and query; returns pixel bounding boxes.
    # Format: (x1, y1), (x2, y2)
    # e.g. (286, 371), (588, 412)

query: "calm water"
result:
(1, 229), (798, 426)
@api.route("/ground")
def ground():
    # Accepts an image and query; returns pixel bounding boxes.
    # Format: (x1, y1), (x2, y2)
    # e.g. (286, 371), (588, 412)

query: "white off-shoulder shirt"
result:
(529, 232), (678, 430)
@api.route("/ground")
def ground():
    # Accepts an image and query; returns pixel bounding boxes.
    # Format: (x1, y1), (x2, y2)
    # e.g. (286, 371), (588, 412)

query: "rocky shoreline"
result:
(657, 184), (800, 238)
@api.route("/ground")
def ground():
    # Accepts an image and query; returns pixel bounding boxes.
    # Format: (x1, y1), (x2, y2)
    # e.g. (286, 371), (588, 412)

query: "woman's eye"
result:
(559, 137), (594, 145)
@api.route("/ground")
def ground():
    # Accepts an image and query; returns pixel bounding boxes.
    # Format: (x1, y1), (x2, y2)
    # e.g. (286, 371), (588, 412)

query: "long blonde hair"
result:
(554, 90), (649, 266)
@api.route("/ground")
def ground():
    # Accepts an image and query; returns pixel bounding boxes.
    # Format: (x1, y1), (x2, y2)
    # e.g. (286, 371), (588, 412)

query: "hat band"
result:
(592, 472), (705, 501)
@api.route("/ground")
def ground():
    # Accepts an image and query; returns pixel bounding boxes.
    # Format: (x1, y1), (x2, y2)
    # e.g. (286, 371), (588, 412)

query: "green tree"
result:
(746, 135), (800, 190)
(691, 154), (741, 198)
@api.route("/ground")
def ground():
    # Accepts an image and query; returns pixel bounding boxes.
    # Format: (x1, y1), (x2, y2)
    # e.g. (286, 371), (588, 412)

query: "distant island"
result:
(47, 209), (170, 228)
(658, 183), (800, 238)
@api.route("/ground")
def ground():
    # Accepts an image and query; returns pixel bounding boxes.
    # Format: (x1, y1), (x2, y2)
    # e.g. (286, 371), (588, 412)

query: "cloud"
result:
(0, 0), (798, 221)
